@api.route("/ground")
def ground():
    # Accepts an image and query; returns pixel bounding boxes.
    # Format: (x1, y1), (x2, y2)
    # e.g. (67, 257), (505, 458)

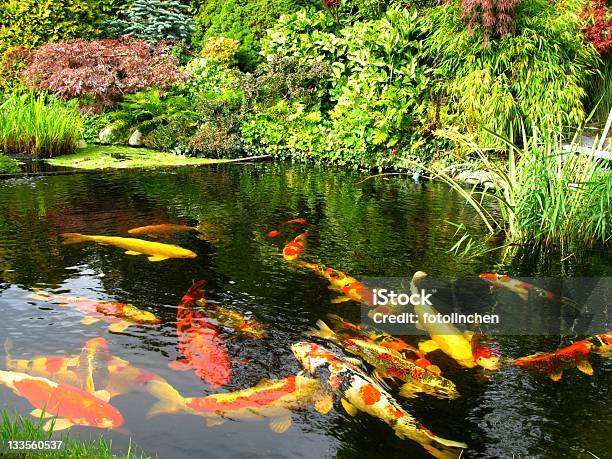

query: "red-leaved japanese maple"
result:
(23, 37), (186, 112)
(582, 0), (611, 58)
(460, 0), (521, 37)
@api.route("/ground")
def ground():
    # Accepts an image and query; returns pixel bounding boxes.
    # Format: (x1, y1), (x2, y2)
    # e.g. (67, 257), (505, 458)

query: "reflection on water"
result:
(0, 163), (610, 458)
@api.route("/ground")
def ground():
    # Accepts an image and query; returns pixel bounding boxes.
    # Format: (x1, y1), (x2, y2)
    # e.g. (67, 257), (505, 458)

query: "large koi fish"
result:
(291, 342), (467, 459)
(0, 370), (123, 431)
(513, 333), (612, 381)
(28, 290), (160, 333)
(282, 230), (309, 262)
(61, 233), (197, 262)
(411, 271), (500, 371)
(300, 262), (374, 305)
(146, 373), (331, 433)
(308, 321), (458, 400)
(169, 281), (232, 387)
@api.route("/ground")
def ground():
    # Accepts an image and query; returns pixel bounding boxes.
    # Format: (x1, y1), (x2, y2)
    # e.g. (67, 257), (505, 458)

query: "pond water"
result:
(0, 163), (610, 458)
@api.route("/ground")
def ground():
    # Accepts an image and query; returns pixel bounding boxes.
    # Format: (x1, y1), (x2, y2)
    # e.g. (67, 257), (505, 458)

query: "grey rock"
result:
(99, 125), (115, 144)
(128, 129), (144, 147)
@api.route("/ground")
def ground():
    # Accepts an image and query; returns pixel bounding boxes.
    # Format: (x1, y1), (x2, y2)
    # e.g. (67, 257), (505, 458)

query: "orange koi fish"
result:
(285, 218), (307, 225)
(282, 230), (309, 262)
(169, 281), (232, 387)
(325, 314), (439, 373)
(128, 223), (197, 236)
(147, 373), (331, 433)
(28, 290), (161, 333)
(193, 297), (267, 339)
(292, 342), (467, 459)
(4, 337), (166, 399)
(479, 274), (578, 308)
(266, 230), (282, 238)
(513, 333), (612, 381)
(0, 370), (123, 431)
(300, 262), (374, 305)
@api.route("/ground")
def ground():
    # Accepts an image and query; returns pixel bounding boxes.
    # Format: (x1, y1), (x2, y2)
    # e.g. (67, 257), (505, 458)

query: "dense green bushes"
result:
(193, 0), (319, 69)
(0, 93), (83, 158)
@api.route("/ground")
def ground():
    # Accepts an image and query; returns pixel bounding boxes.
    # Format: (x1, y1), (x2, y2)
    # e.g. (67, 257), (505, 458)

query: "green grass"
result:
(0, 410), (153, 458)
(0, 93), (83, 158)
(45, 146), (231, 170)
(0, 154), (21, 174)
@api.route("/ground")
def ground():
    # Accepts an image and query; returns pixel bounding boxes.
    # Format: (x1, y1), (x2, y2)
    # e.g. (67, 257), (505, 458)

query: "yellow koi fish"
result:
(411, 271), (500, 371)
(292, 342), (467, 459)
(128, 223), (197, 236)
(199, 304), (267, 339)
(61, 233), (197, 262)
(146, 373), (332, 433)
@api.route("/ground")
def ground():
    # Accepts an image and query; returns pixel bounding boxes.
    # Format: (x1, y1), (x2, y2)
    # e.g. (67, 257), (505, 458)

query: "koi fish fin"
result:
(371, 370), (393, 392)
(399, 382), (422, 399)
(108, 322), (131, 333)
(60, 233), (87, 245)
(414, 320), (425, 331)
(305, 320), (338, 342)
(426, 364), (442, 375)
(45, 419), (73, 431)
(419, 340), (440, 354)
(206, 418), (225, 427)
(549, 371), (563, 381)
(344, 357), (365, 369)
(125, 250), (142, 256)
(340, 398), (358, 417)
(146, 380), (186, 418)
(148, 256), (170, 262)
(314, 394), (334, 415)
(168, 360), (192, 371)
(93, 390), (111, 403)
(269, 414), (292, 434)
(80, 317), (100, 326)
(577, 360), (594, 376)
(30, 409), (53, 419)
(331, 296), (351, 304)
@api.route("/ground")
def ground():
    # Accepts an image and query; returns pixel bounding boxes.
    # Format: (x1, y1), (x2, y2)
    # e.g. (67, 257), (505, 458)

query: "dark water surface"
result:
(0, 163), (610, 458)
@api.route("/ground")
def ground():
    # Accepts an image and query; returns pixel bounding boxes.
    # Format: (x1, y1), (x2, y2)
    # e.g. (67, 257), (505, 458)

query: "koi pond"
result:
(0, 163), (610, 458)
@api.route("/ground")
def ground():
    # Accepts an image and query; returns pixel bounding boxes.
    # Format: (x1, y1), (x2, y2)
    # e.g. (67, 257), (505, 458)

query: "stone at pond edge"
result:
(99, 125), (116, 144)
(76, 140), (88, 149)
(128, 130), (144, 147)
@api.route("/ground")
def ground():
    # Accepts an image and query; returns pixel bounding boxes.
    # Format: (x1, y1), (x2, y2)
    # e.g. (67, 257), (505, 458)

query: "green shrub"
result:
(109, 0), (194, 44)
(424, 0), (601, 146)
(0, 154), (21, 174)
(193, 0), (319, 70)
(0, 47), (32, 91)
(0, 93), (83, 158)
(0, 0), (127, 56)
(200, 36), (241, 65)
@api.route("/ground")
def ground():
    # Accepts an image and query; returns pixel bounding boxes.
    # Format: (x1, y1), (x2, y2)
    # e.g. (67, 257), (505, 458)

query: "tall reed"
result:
(0, 93), (83, 158)
(407, 114), (611, 252)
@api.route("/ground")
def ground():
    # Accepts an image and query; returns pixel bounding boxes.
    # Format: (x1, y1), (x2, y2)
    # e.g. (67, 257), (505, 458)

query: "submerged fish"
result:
(194, 299), (267, 339)
(308, 321), (457, 400)
(4, 337), (167, 399)
(513, 333), (612, 381)
(266, 230), (283, 238)
(128, 223), (197, 236)
(28, 290), (161, 333)
(0, 370), (123, 431)
(61, 233), (197, 262)
(325, 314), (439, 373)
(282, 231), (309, 261)
(285, 218), (307, 225)
(300, 262), (374, 305)
(169, 281), (232, 387)
(291, 342), (467, 459)
(147, 373), (331, 433)
(411, 272), (500, 371)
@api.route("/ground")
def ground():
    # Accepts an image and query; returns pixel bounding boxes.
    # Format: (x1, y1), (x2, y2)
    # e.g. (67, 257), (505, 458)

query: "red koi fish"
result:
(300, 262), (374, 305)
(267, 230), (283, 238)
(292, 342), (467, 459)
(282, 230), (309, 262)
(479, 273), (577, 304)
(513, 333), (612, 381)
(147, 373), (331, 433)
(285, 218), (307, 225)
(0, 370), (123, 431)
(169, 281), (232, 387)
(28, 290), (160, 333)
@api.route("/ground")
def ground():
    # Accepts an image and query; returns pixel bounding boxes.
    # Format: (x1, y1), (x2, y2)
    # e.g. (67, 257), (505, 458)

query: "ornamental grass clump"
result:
(0, 93), (83, 158)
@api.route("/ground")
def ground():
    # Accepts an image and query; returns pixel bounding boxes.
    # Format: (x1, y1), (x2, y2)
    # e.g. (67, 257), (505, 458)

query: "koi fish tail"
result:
(305, 320), (339, 343)
(60, 233), (88, 244)
(146, 380), (187, 418)
(395, 418), (467, 459)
